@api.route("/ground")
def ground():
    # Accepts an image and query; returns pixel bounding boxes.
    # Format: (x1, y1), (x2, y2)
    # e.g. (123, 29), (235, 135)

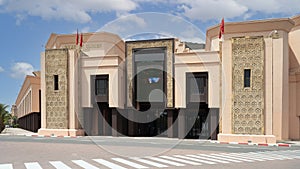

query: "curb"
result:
(210, 140), (291, 147)
(31, 134), (81, 138)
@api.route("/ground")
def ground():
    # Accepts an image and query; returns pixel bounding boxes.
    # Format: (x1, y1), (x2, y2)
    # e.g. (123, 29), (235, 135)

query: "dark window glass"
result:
(190, 76), (206, 94)
(95, 77), (108, 96)
(134, 48), (165, 102)
(244, 69), (251, 88)
(54, 75), (59, 90)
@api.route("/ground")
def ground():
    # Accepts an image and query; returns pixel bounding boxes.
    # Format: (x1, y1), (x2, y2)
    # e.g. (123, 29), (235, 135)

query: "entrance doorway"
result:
(134, 102), (168, 137)
(185, 104), (211, 139)
(184, 72), (219, 139)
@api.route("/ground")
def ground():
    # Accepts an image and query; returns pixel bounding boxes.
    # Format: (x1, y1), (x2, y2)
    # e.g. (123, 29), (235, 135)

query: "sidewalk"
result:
(0, 127), (36, 136)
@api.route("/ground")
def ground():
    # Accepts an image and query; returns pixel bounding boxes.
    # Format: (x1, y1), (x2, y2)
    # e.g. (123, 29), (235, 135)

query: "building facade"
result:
(14, 71), (41, 132)
(35, 15), (300, 143)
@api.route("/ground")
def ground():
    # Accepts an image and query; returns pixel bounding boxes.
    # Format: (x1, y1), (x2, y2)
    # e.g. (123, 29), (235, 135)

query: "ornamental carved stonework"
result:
(126, 39), (174, 108)
(45, 49), (69, 129)
(232, 37), (265, 135)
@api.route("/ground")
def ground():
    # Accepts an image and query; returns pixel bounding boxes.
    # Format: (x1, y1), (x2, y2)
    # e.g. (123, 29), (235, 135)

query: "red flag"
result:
(80, 33), (83, 47)
(219, 18), (224, 39)
(76, 29), (79, 45)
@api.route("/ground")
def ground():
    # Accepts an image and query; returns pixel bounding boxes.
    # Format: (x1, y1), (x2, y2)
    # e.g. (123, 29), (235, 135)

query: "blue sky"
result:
(0, 0), (299, 109)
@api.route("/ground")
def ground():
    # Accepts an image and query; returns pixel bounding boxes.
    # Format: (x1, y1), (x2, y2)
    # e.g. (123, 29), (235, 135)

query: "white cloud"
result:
(236, 0), (300, 15)
(175, 0), (248, 21)
(100, 13), (205, 43)
(100, 14), (147, 35)
(10, 62), (34, 79)
(133, 0), (300, 21)
(0, 0), (138, 24)
(0, 66), (4, 72)
(1, 0), (299, 24)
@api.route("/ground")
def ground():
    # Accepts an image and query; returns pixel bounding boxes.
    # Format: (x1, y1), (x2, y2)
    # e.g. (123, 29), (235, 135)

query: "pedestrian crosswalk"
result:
(0, 150), (299, 169)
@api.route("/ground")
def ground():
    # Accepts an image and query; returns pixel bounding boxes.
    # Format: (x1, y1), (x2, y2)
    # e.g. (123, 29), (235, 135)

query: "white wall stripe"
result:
(93, 159), (127, 169)
(111, 158), (148, 169)
(187, 155), (230, 164)
(72, 160), (99, 169)
(49, 161), (72, 169)
(159, 156), (201, 165)
(0, 164), (13, 169)
(131, 158), (168, 168)
(146, 157), (185, 167)
(173, 155), (216, 164)
(198, 154), (242, 163)
(211, 153), (254, 162)
(24, 162), (43, 169)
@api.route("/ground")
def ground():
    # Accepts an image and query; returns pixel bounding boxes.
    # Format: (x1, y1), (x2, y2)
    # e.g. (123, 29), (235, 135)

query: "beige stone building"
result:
(14, 71), (41, 132)
(35, 15), (300, 143)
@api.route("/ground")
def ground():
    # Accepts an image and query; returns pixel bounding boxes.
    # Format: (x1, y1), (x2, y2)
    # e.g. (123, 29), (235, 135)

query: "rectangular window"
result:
(190, 76), (206, 94)
(95, 76), (108, 96)
(54, 75), (59, 90)
(244, 69), (251, 88)
(134, 48), (165, 102)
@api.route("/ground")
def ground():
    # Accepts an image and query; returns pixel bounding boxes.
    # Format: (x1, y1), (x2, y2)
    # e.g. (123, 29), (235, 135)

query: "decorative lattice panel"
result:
(45, 49), (69, 129)
(126, 40), (174, 108)
(232, 37), (265, 135)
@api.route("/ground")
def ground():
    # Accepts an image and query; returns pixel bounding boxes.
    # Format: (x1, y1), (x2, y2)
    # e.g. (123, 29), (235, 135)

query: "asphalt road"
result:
(0, 136), (300, 169)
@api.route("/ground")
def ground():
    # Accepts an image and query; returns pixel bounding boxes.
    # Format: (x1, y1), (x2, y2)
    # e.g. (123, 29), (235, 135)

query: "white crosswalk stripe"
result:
(198, 154), (242, 163)
(248, 152), (283, 160)
(273, 151), (300, 159)
(159, 156), (202, 165)
(186, 154), (230, 163)
(0, 164), (13, 169)
(222, 152), (266, 161)
(49, 161), (72, 169)
(232, 152), (272, 161)
(260, 152), (293, 160)
(111, 158), (148, 169)
(221, 152), (264, 161)
(1, 150), (300, 169)
(72, 160), (99, 169)
(173, 155), (216, 164)
(24, 162), (43, 169)
(211, 153), (254, 162)
(130, 158), (168, 168)
(93, 159), (127, 169)
(146, 157), (185, 167)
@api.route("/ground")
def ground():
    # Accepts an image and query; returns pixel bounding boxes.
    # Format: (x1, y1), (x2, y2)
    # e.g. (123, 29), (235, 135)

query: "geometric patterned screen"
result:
(232, 36), (265, 135)
(126, 39), (174, 108)
(45, 49), (69, 129)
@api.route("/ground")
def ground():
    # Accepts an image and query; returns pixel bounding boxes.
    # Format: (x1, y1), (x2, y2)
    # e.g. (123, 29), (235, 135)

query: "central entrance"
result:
(133, 47), (168, 136)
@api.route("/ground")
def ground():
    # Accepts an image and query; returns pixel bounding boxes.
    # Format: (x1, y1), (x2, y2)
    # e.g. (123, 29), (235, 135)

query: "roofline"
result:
(125, 38), (175, 43)
(15, 75), (40, 105)
(45, 31), (123, 49)
(207, 17), (295, 32)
